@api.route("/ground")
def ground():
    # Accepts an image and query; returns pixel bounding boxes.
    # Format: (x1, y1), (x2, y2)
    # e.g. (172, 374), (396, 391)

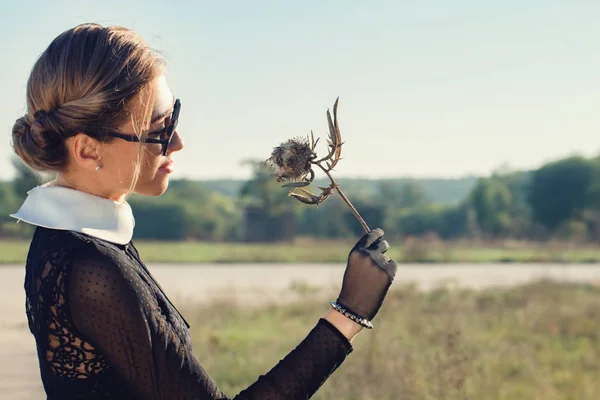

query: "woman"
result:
(10, 23), (398, 399)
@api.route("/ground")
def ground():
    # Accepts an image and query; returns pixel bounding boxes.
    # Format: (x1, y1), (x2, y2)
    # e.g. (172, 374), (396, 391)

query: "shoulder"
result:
(31, 226), (127, 260)
(67, 236), (142, 309)
(26, 227), (92, 268)
(67, 238), (153, 325)
(28, 227), (133, 282)
(28, 226), (142, 289)
(66, 232), (138, 286)
(31, 226), (117, 249)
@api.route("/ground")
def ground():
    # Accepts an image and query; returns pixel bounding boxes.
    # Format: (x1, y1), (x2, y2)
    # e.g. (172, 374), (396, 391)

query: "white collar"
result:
(10, 181), (135, 245)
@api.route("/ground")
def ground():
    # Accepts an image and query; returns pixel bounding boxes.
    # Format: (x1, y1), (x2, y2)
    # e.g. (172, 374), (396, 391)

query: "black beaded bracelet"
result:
(330, 301), (374, 329)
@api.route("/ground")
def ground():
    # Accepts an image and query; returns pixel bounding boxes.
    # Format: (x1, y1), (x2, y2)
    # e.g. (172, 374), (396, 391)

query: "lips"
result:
(159, 160), (174, 173)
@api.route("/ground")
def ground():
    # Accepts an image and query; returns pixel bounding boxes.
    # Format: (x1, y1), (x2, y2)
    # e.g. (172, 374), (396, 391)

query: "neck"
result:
(55, 173), (128, 203)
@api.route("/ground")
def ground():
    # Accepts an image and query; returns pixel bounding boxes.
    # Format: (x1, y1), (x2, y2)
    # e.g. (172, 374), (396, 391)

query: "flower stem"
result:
(317, 163), (370, 233)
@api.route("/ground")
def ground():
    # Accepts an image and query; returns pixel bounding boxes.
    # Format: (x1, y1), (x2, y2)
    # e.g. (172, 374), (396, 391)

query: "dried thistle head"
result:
(263, 98), (370, 232)
(266, 136), (315, 182)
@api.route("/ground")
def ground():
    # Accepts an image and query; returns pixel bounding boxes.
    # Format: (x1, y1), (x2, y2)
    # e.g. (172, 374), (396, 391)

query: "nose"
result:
(168, 130), (185, 154)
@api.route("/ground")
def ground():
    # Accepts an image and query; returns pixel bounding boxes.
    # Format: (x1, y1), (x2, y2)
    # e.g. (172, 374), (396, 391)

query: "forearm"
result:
(233, 318), (353, 399)
(323, 308), (364, 342)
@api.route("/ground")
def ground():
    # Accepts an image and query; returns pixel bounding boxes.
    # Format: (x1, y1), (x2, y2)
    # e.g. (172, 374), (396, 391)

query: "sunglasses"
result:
(91, 98), (181, 156)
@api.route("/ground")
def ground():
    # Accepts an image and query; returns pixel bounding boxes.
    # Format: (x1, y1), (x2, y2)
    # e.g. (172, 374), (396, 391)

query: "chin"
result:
(134, 177), (171, 197)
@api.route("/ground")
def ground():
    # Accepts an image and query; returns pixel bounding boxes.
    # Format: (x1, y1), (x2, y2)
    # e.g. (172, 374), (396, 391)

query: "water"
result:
(2, 263), (599, 399)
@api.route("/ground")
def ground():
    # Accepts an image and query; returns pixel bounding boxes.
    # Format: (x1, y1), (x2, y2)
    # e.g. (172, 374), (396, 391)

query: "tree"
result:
(11, 156), (46, 201)
(0, 182), (20, 236)
(238, 160), (297, 241)
(0, 182), (18, 220)
(239, 160), (291, 213)
(379, 180), (427, 209)
(469, 178), (513, 236)
(398, 180), (427, 208)
(528, 156), (598, 231)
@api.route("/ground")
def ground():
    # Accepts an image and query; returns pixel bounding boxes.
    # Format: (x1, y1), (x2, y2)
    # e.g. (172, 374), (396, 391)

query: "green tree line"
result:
(3, 155), (600, 242)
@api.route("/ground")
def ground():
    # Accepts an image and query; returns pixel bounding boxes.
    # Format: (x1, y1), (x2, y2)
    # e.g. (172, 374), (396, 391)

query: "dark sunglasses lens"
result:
(163, 132), (172, 155)
(172, 101), (180, 128)
(163, 100), (180, 155)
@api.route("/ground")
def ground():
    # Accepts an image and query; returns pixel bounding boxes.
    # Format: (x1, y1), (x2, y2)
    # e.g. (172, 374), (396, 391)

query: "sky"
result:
(0, 0), (599, 181)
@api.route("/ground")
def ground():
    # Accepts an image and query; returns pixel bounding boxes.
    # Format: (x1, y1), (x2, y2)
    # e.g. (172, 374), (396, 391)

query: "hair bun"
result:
(33, 109), (49, 121)
(33, 109), (63, 135)
(12, 114), (67, 172)
(12, 116), (32, 142)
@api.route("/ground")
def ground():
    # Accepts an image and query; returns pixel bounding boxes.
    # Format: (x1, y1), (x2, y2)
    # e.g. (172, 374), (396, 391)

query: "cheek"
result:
(140, 144), (163, 168)
(103, 143), (140, 177)
(102, 142), (164, 186)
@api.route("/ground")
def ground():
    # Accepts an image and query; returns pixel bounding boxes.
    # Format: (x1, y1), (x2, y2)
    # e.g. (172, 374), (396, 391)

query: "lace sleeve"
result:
(67, 249), (352, 399)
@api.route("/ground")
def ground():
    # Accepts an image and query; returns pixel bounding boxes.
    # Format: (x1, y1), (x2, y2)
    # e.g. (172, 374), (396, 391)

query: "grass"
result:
(183, 281), (600, 399)
(3, 237), (600, 264)
(0, 240), (31, 264)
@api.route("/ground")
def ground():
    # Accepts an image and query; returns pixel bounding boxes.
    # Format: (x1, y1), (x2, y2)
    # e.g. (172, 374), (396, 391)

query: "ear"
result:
(68, 133), (103, 171)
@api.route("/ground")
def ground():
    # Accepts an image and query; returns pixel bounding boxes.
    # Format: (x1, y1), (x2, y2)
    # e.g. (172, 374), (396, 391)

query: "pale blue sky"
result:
(1, 0), (599, 180)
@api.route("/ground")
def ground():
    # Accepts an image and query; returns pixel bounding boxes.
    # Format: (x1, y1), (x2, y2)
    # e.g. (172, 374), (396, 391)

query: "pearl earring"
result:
(95, 166), (101, 171)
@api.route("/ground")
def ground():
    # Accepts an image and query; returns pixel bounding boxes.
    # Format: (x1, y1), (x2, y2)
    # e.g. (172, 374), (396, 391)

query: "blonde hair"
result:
(11, 23), (165, 191)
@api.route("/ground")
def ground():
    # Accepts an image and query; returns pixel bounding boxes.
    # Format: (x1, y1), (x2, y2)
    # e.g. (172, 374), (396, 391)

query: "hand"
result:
(335, 228), (398, 323)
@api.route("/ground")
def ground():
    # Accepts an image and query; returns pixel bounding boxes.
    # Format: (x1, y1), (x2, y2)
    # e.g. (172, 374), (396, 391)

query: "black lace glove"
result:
(335, 228), (398, 325)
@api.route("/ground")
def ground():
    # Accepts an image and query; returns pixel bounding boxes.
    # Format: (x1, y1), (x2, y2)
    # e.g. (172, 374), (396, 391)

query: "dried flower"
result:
(266, 137), (314, 182)
(265, 98), (370, 233)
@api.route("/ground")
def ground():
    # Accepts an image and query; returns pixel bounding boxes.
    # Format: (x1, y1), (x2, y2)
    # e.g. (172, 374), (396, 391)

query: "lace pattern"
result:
(26, 231), (98, 373)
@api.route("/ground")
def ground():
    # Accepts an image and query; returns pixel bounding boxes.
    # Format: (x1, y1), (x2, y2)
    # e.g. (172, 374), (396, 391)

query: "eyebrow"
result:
(150, 96), (176, 124)
(151, 109), (171, 124)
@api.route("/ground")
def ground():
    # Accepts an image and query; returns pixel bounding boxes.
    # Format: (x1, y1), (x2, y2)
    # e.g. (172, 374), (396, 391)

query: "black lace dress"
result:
(24, 226), (353, 399)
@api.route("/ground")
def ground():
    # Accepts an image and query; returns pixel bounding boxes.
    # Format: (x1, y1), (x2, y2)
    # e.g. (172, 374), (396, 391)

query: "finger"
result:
(357, 228), (384, 249)
(370, 239), (390, 254)
(385, 259), (398, 281)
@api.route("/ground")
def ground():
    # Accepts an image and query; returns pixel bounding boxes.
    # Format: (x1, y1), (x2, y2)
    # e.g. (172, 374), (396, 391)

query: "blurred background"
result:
(1, 1), (600, 399)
